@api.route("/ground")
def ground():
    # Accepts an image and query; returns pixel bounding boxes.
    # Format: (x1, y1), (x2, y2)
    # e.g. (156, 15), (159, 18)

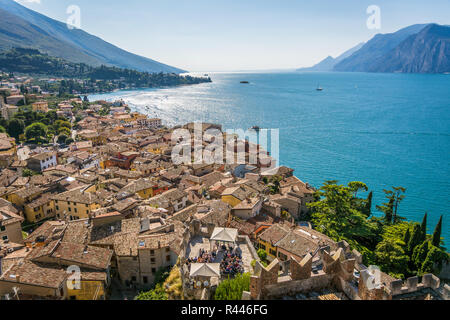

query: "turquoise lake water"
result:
(89, 72), (450, 242)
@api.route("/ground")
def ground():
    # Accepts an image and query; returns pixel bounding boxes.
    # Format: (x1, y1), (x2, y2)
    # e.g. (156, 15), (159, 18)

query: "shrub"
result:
(214, 273), (251, 300)
(135, 284), (167, 300)
(257, 249), (267, 261)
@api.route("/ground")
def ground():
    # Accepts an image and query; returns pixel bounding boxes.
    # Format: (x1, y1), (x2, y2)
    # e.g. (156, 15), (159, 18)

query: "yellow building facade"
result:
(257, 238), (278, 261)
(221, 195), (242, 208)
(3, 188), (43, 208)
(32, 101), (49, 113)
(66, 279), (107, 300)
(54, 199), (101, 220)
(24, 198), (56, 223)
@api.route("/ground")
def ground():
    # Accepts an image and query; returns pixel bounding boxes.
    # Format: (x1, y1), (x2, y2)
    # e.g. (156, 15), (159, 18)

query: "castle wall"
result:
(263, 272), (334, 299)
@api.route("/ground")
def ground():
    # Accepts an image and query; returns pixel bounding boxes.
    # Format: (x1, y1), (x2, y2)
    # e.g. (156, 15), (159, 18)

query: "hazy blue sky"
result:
(15, 0), (450, 71)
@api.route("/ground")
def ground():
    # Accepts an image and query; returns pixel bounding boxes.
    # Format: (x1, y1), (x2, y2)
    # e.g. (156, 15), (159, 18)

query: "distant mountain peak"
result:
(297, 42), (365, 72)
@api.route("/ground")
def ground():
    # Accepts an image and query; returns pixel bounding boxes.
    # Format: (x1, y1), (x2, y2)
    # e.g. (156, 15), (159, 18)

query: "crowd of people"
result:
(186, 247), (217, 265)
(185, 243), (244, 278)
(219, 244), (244, 276)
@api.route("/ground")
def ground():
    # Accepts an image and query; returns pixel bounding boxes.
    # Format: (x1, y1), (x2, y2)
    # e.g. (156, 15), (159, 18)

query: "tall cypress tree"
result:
(376, 189), (394, 224)
(432, 215), (443, 247)
(420, 213), (428, 243)
(408, 224), (422, 256)
(385, 198), (394, 224)
(412, 240), (430, 270)
(403, 227), (411, 249)
(363, 191), (373, 217)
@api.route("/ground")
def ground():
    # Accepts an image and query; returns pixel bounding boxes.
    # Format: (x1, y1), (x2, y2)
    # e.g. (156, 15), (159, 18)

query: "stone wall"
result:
(388, 274), (441, 297)
(262, 201), (281, 217)
(237, 235), (259, 262)
(248, 246), (361, 300)
(116, 256), (140, 284)
(264, 272), (334, 299)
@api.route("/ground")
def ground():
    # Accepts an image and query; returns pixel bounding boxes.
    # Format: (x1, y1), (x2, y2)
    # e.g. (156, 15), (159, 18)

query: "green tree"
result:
(308, 181), (377, 254)
(412, 240), (430, 270)
(419, 245), (449, 275)
(135, 284), (167, 300)
(407, 224), (423, 256)
(348, 181), (368, 198)
(363, 191), (373, 217)
(22, 168), (37, 177)
(375, 237), (409, 279)
(403, 227), (411, 250)
(377, 187), (406, 224)
(377, 194), (394, 224)
(24, 122), (47, 143)
(214, 273), (250, 300)
(57, 134), (68, 144)
(431, 215), (443, 247)
(257, 249), (267, 262)
(7, 118), (25, 140)
(153, 267), (171, 285)
(134, 267), (170, 300)
(268, 175), (282, 194)
(420, 213), (428, 243)
(54, 119), (72, 130)
(58, 127), (71, 137)
(391, 187), (406, 223)
(0, 125), (6, 133)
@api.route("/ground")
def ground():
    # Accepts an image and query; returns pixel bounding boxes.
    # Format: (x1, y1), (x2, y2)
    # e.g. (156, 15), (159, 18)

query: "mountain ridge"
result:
(297, 42), (365, 72)
(0, 0), (186, 73)
(298, 23), (450, 74)
(334, 24), (430, 72)
(370, 24), (450, 73)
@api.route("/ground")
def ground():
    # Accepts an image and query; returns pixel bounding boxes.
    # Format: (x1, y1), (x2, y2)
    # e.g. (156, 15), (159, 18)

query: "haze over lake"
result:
(90, 71), (450, 240)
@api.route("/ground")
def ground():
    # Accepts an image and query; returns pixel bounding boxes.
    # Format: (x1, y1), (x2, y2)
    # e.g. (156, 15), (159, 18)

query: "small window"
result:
(166, 255), (170, 262)
(165, 248), (170, 253)
(2, 235), (8, 241)
(143, 276), (148, 284)
(151, 268), (156, 274)
(131, 276), (137, 282)
(151, 258), (156, 264)
(150, 250), (155, 255)
(1, 225), (6, 232)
